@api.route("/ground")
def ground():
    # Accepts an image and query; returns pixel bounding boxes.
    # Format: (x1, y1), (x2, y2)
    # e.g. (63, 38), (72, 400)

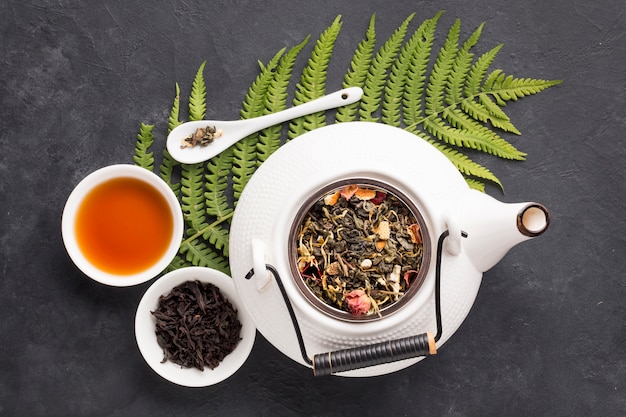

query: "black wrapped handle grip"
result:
(312, 332), (436, 376)
(244, 255), (455, 377)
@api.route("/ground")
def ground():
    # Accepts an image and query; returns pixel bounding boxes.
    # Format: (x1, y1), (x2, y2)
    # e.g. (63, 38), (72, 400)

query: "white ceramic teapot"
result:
(229, 122), (549, 377)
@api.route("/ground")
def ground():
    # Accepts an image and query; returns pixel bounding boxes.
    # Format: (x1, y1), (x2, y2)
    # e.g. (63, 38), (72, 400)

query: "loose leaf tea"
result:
(181, 125), (223, 148)
(295, 183), (425, 317)
(152, 280), (242, 371)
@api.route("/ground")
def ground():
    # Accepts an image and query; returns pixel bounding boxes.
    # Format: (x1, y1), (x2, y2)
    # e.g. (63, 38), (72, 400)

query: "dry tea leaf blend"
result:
(292, 182), (428, 318)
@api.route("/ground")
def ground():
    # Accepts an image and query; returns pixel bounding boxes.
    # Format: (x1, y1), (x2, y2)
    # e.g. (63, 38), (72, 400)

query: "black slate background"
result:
(1, 0), (625, 416)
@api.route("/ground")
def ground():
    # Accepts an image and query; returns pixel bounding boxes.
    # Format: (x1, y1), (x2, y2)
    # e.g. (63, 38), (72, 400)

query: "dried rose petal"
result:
(345, 289), (371, 316)
(370, 191), (387, 205)
(300, 263), (321, 281)
(403, 270), (419, 286)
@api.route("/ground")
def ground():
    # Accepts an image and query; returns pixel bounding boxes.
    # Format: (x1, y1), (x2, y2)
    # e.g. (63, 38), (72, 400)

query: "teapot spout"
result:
(456, 190), (550, 272)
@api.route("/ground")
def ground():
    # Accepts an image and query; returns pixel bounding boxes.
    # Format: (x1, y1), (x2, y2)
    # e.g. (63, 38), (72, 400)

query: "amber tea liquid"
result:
(75, 177), (174, 275)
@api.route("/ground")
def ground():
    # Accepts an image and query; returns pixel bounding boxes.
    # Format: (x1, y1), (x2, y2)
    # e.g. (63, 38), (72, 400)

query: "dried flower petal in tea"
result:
(294, 183), (425, 317)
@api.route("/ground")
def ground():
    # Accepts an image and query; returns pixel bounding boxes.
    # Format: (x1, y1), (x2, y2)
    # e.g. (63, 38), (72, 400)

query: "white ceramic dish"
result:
(135, 267), (256, 387)
(61, 164), (184, 287)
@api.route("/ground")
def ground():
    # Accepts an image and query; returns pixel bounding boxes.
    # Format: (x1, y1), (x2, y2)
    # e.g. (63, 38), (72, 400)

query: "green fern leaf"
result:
(160, 83), (182, 196)
(189, 61), (207, 121)
(424, 19), (460, 117)
(403, 11), (443, 125)
(477, 93), (521, 134)
(179, 239), (230, 275)
(460, 96), (521, 134)
(180, 212), (233, 257)
(423, 116), (525, 160)
(168, 83), (183, 133)
(257, 36), (309, 164)
(241, 50), (285, 118)
(201, 222), (230, 256)
(163, 255), (189, 274)
(420, 132), (503, 188)
(465, 178), (486, 192)
(180, 162), (208, 233)
(133, 123), (155, 170)
(383, 14), (433, 126)
(289, 15), (342, 139)
(445, 22), (483, 105)
(442, 108), (526, 159)
(336, 14), (376, 123)
(232, 143), (258, 202)
(159, 148), (181, 197)
(483, 71), (563, 102)
(360, 13), (414, 122)
(482, 70), (509, 105)
(460, 97), (500, 125)
(205, 151), (234, 219)
(179, 215), (232, 259)
(233, 50), (284, 201)
(478, 92), (512, 122)
(164, 255), (187, 273)
(464, 44), (503, 97)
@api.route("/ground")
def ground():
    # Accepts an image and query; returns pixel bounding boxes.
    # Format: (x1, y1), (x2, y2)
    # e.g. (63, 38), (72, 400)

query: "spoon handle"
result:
(167, 87), (363, 164)
(233, 86), (363, 137)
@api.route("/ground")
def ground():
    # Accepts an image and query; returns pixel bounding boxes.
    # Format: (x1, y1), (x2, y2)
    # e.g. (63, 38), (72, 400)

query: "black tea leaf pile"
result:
(151, 280), (242, 371)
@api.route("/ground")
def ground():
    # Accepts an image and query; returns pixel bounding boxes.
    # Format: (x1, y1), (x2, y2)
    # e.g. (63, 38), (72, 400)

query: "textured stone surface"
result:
(1, 0), (625, 416)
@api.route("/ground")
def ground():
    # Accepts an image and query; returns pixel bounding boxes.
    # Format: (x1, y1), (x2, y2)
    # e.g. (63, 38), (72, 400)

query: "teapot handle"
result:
(244, 230), (466, 376)
(245, 263), (438, 375)
(444, 215), (463, 256)
(251, 239), (273, 291)
(311, 332), (436, 376)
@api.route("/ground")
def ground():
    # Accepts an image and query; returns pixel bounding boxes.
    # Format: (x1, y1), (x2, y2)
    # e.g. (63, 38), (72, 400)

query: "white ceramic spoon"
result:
(166, 87), (363, 164)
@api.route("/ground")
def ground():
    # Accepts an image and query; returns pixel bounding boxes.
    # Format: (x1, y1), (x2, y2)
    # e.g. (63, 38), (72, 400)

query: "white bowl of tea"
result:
(135, 267), (256, 387)
(62, 164), (184, 286)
